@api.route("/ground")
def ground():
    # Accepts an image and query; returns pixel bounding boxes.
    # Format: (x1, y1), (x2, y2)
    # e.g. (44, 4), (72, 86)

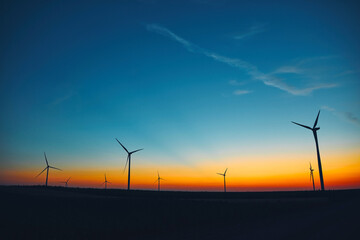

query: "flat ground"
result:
(0, 186), (359, 239)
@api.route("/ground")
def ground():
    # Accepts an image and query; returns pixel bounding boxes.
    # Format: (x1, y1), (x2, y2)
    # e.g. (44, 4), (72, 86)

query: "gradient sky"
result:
(1, 0), (359, 191)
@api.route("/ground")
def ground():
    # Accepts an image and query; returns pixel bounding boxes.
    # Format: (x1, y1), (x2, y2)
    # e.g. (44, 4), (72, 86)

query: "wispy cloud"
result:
(343, 112), (360, 126)
(272, 66), (303, 74)
(233, 24), (266, 40)
(229, 80), (247, 86)
(49, 92), (75, 106)
(146, 24), (337, 96)
(321, 105), (360, 126)
(233, 89), (252, 95)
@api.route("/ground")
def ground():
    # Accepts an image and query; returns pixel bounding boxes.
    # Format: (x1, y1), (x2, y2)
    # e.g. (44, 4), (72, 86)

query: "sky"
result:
(1, 0), (359, 191)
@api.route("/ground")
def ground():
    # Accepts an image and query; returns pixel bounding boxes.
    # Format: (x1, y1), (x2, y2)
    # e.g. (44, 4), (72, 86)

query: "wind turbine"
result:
(36, 152), (62, 187)
(102, 173), (111, 189)
(292, 110), (325, 191)
(217, 168), (228, 192)
(309, 163), (315, 191)
(61, 177), (71, 187)
(115, 138), (143, 191)
(154, 171), (165, 191)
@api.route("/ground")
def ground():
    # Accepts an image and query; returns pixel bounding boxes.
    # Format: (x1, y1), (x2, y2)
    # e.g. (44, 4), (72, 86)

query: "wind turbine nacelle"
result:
(314, 127), (320, 131)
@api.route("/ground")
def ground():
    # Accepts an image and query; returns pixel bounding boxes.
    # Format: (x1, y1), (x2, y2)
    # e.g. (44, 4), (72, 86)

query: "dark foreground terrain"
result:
(0, 186), (359, 240)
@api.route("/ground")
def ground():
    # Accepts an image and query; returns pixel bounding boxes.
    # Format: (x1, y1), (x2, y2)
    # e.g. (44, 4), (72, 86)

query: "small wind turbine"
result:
(154, 171), (165, 191)
(292, 110), (325, 191)
(309, 163), (315, 191)
(217, 168), (228, 192)
(36, 152), (62, 187)
(115, 138), (143, 191)
(61, 177), (71, 187)
(102, 173), (111, 189)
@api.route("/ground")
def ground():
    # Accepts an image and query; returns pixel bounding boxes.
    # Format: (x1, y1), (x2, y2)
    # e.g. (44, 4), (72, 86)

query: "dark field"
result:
(0, 186), (359, 240)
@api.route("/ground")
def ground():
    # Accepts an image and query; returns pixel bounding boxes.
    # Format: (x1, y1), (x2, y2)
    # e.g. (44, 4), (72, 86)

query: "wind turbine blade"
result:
(130, 148), (143, 154)
(36, 167), (48, 178)
(49, 166), (62, 171)
(116, 138), (129, 153)
(224, 168), (228, 175)
(160, 178), (166, 181)
(291, 121), (312, 130)
(44, 152), (49, 166)
(217, 173), (224, 176)
(123, 155), (129, 173)
(154, 179), (158, 184)
(313, 110), (320, 128)
(67, 177), (71, 182)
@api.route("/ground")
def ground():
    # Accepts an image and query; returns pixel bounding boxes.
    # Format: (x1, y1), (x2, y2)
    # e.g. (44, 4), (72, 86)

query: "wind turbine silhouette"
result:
(103, 173), (111, 189)
(154, 171), (165, 191)
(61, 177), (71, 187)
(309, 163), (315, 191)
(292, 110), (325, 191)
(36, 152), (62, 187)
(217, 168), (228, 192)
(116, 138), (143, 191)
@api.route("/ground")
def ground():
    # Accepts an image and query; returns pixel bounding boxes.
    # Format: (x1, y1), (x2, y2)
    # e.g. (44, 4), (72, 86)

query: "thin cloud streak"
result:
(233, 24), (266, 40)
(146, 24), (337, 96)
(233, 90), (252, 95)
(322, 105), (360, 126)
(50, 93), (74, 106)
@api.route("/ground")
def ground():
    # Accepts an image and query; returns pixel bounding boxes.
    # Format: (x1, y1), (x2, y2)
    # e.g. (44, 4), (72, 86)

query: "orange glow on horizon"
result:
(1, 149), (359, 191)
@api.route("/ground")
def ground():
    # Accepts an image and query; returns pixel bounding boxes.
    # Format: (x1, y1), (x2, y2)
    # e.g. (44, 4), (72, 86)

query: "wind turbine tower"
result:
(116, 138), (143, 191)
(36, 152), (62, 187)
(217, 168), (228, 192)
(61, 177), (71, 187)
(292, 110), (325, 191)
(103, 173), (111, 189)
(309, 163), (315, 191)
(154, 171), (165, 191)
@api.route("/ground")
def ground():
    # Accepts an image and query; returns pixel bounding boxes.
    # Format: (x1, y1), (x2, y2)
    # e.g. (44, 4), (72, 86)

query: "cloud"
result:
(321, 105), (336, 112)
(50, 92), (75, 106)
(272, 66), (303, 74)
(146, 24), (337, 96)
(321, 105), (360, 126)
(233, 90), (252, 95)
(233, 24), (266, 40)
(343, 112), (360, 126)
(229, 80), (246, 86)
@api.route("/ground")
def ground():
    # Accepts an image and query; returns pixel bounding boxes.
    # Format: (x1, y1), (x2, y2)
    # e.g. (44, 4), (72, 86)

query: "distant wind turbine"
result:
(292, 110), (325, 191)
(217, 168), (228, 192)
(103, 173), (111, 189)
(36, 152), (62, 187)
(61, 177), (71, 187)
(154, 171), (165, 191)
(116, 138), (143, 191)
(309, 163), (315, 191)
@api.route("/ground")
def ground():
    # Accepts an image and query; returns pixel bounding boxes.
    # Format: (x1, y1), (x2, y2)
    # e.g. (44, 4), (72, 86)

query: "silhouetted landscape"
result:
(1, 186), (359, 240)
(2, 1), (360, 239)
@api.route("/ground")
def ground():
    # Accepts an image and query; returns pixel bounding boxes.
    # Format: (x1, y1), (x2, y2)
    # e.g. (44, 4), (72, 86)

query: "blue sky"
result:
(0, 0), (359, 188)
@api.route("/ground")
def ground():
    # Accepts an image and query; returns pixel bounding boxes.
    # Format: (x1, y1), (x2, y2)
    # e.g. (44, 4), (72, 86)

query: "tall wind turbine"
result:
(61, 177), (71, 187)
(116, 138), (143, 190)
(217, 168), (228, 192)
(103, 173), (111, 189)
(154, 171), (165, 191)
(292, 110), (325, 191)
(36, 152), (62, 187)
(309, 163), (315, 191)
